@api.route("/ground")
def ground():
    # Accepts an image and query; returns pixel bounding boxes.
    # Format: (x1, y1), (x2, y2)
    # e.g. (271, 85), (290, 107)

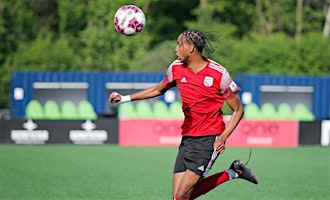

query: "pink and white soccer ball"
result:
(114, 5), (146, 36)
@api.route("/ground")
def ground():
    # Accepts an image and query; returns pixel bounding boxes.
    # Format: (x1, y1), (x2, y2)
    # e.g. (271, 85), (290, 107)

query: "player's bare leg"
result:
(173, 172), (184, 198)
(173, 160), (258, 200)
(173, 170), (203, 200)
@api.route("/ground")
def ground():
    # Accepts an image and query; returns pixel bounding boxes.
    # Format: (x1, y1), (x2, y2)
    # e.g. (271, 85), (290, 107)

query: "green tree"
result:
(75, 0), (152, 70)
(130, 40), (177, 71)
(57, 0), (88, 38)
(1, 0), (330, 110)
(0, 1), (37, 64)
(6, 35), (81, 70)
(292, 33), (330, 74)
(146, 0), (199, 44)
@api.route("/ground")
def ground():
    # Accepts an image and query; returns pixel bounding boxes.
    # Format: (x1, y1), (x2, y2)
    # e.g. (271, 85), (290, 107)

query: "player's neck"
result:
(188, 55), (208, 73)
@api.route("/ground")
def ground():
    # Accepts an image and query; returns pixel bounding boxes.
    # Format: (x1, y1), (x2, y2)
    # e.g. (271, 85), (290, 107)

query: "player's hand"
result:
(109, 92), (121, 104)
(214, 136), (226, 154)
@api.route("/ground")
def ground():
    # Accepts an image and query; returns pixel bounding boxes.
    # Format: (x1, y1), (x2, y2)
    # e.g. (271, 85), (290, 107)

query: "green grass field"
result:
(0, 145), (329, 200)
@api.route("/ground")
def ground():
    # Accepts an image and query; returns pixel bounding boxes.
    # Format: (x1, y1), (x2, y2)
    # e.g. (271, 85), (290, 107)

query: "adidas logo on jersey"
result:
(180, 77), (187, 83)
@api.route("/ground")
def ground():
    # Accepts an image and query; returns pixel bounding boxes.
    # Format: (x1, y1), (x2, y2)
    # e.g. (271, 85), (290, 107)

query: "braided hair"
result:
(182, 29), (214, 54)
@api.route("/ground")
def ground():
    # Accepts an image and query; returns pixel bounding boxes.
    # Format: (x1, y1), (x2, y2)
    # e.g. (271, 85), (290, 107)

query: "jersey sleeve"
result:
(161, 62), (177, 89)
(219, 69), (241, 100)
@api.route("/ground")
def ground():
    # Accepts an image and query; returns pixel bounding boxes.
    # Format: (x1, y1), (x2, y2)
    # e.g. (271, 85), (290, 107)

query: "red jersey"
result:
(161, 59), (241, 137)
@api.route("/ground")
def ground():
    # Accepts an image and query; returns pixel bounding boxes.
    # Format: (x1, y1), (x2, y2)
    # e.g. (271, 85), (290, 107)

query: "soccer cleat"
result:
(230, 159), (258, 184)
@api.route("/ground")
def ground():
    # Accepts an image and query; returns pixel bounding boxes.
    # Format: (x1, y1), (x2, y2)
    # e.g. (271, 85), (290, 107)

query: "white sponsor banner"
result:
(321, 120), (330, 146)
(69, 120), (108, 144)
(11, 120), (49, 144)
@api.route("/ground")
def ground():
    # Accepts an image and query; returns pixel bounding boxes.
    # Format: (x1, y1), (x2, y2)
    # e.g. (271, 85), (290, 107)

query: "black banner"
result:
(0, 118), (118, 144)
(298, 121), (321, 145)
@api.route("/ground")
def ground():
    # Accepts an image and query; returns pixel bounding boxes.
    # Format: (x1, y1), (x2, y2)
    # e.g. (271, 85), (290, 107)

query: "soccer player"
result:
(109, 29), (258, 200)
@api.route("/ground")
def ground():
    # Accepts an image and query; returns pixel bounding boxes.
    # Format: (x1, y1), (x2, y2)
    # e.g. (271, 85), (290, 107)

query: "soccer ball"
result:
(114, 5), (146, 36)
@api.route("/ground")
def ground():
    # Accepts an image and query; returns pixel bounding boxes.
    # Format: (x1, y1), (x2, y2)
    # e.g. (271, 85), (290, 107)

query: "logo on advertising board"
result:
(152, 120), (182, 145)
(225, 119), (298, 147)
(69, 120), (108, 144)
(11, 120), (49, 144)
(119, 119), (182, 146)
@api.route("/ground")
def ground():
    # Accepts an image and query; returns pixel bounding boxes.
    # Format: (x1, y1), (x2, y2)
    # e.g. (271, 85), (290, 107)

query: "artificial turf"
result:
(0, 145), (329, 200)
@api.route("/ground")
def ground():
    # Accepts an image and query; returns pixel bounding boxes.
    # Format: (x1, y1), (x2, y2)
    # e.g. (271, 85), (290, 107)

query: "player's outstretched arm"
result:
(214, 95), (244, 153)
(109, 82), (167, 104)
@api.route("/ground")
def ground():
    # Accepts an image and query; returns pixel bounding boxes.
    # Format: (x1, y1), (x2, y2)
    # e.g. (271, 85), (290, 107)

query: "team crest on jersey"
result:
(204, 76), (214, 87)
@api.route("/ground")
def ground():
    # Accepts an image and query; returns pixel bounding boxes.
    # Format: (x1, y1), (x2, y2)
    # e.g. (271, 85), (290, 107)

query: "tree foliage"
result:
(0, 0), (330, 108)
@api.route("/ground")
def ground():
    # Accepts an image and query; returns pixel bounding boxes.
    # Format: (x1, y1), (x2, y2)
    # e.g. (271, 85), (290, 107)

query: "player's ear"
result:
(189, 44), (195, 53)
